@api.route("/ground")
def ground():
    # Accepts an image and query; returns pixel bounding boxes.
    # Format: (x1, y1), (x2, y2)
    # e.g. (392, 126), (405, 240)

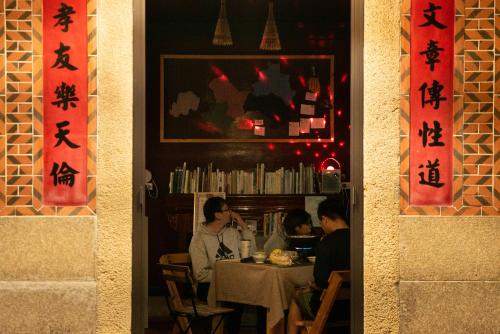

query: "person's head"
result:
(317, 198), (348, 234)
(203, 197), (231, 225)
(283, 209), (312, 236)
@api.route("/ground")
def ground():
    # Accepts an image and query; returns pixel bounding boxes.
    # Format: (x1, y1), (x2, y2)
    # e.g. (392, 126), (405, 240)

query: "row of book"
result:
(262, 211), (285, 237)
(168, 162), (320, 194)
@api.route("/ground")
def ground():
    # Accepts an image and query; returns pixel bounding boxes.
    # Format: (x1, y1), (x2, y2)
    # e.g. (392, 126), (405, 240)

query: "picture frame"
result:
(160, 55), (334, 142)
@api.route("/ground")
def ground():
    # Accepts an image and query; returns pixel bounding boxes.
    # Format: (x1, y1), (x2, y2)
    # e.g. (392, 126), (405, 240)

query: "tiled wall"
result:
(0, 0), (96, 216)
(400, 0), (500, 216)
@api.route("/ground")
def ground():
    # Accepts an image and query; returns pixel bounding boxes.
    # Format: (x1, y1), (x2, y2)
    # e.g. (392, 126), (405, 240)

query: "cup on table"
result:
(240, 239), (251, 258)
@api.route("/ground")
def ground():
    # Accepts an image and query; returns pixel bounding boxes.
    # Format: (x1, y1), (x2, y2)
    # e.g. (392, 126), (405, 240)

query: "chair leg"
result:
(173, 315), (194, 334)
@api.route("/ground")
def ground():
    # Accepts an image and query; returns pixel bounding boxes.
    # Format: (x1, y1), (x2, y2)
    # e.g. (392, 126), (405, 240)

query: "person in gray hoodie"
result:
(189, 196), (255, 296)
(189, 196), (256, 332)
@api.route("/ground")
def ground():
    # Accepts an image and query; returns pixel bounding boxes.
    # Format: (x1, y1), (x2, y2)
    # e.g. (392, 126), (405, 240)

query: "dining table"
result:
(207, 259), (314, 334)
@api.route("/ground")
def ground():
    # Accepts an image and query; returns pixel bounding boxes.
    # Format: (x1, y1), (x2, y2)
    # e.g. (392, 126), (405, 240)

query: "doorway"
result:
(133, 0), (364, 332)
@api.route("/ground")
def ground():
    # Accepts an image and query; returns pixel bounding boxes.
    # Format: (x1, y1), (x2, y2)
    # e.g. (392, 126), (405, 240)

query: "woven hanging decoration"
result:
(307, 66), (320, 93)
(213, 0), (233, 46)
(259, 1), (281, 51)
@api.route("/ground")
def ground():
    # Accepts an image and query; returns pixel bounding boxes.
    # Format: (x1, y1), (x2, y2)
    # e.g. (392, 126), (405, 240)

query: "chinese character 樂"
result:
(52, 81), (79, 111)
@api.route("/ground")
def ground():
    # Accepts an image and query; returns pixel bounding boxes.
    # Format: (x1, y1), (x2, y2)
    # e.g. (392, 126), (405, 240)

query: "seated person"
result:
(287, 198), (350, 334)
(189, 196), (256, 332)
(189, 196), (255, 299)
(263, 208), (312, 254)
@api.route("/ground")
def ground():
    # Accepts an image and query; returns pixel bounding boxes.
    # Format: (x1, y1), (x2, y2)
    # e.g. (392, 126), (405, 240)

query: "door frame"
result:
(131, 0), (364, 332)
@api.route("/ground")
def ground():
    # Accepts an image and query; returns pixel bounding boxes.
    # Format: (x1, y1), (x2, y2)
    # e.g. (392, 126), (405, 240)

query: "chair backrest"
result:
(310, 270), (350, 334)
(158, 253), (193, 334)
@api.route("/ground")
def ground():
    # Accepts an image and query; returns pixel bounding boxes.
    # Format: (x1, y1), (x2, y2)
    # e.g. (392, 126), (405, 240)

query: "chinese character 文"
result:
(418, 120), (444, 147)
(50, 161), (80, 187)
(52, 81), (79, 111)
(419, 2), (448, 30)
(51, 42), (78, 71)
(418, 158), (445, 188)
(54, 2), (75, 32)
(420, 40), (443, 72)
(54, 120), (80, 149)
(419, 80), (447, 110)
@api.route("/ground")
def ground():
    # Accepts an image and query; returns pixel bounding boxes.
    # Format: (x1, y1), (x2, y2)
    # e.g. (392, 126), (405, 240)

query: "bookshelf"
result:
(168, 162), (326, 195)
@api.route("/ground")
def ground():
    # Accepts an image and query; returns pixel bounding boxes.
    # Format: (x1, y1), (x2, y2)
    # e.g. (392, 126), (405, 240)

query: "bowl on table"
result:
(307, 256), (316, 263)
(252, 252), (267, 263)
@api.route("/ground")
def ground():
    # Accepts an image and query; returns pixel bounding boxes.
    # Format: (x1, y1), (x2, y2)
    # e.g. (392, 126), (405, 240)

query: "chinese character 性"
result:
(418, 120), (445, 147)
(51, 42), (78, 71)
(52, 81), (79, 111)
(420, 40), (444, 72)
(50, 161), (80, 187)
(54, 120), (80, 149)
(419, 80), (447, 110)
(418, 158), (445, 188)
(54, 2), (75, 32)
(419, 2), (448, 30)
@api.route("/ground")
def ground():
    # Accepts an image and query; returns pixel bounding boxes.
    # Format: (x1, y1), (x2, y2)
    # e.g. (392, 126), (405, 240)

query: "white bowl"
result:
(307, 256), (316, 263)
(252, 253), (267, 263)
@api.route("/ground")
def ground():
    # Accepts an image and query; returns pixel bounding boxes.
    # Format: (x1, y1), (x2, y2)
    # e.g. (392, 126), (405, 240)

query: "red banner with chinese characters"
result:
(43, 1), (87, 205)
(410, 1), (454, 206)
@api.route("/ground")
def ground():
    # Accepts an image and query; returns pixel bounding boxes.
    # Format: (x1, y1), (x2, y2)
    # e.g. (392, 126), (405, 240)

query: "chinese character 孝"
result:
(54, 120), (80, 149)
(420, 40), (444, 72)
(52, 81), (79, 110)
(418, 158), (445, 188)
(54, 2), (75, 32)
(51, 42), (78, 71)
(419, 80), (447, 110)
(50, 161), (80, 187)
(419, 2), (448, 30)
(418, 120), (444, 147)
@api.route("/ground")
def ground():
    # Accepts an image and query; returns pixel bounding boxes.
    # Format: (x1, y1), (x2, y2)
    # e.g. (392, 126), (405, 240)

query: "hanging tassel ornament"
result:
(213, 0), (233, 46)
(259, 1), (281, 51)
(307, 66), (320, 93)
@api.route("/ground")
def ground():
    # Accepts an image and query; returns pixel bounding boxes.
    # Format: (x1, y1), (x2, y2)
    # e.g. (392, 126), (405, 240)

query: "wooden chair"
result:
(296, 270), (350, 334)
(159, 253), (193, 334)
(158, 254), (233, 334)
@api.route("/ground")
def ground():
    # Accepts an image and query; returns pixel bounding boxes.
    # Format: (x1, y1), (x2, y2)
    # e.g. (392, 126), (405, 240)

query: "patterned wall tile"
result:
(0, 0), (97, 216)
(401, 0), (499, 216)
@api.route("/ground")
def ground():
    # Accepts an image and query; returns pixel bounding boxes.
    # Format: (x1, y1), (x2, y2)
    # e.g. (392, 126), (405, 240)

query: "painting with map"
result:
(160, 55), (334, 142)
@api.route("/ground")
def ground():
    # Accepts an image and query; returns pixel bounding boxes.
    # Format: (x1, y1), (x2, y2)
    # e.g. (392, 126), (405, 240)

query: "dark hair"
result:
(283, 209), (312, 236)
(203, 197), (227, 223)
(317, 198), (347, 223)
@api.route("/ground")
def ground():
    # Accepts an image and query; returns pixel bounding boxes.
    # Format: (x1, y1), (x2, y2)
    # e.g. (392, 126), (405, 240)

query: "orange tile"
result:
(463, 185), (479, 194)
(478, 164), (493, 174)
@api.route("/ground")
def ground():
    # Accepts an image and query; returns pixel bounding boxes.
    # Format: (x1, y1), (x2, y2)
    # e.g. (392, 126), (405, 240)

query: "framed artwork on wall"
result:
(160, 55), (334, 142)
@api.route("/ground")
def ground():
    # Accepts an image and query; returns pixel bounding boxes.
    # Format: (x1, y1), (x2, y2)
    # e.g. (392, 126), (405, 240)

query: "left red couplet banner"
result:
(43, 1), (87, 205)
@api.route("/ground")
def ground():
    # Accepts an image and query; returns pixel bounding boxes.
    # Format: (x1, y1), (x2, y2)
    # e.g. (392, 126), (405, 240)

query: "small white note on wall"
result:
(310, 118), (326, 129)
(254, 126), (265, 136)
(300, 104), (315, 116)
(289, 122), (300, 136)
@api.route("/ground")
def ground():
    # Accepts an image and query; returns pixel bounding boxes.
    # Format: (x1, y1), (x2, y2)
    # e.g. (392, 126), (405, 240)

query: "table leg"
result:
(266, 308), (285, 334)
(212, 315), (224, 334)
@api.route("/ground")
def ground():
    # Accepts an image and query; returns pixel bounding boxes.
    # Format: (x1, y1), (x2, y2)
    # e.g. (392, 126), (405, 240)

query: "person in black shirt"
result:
(287, 198), (350, 334)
